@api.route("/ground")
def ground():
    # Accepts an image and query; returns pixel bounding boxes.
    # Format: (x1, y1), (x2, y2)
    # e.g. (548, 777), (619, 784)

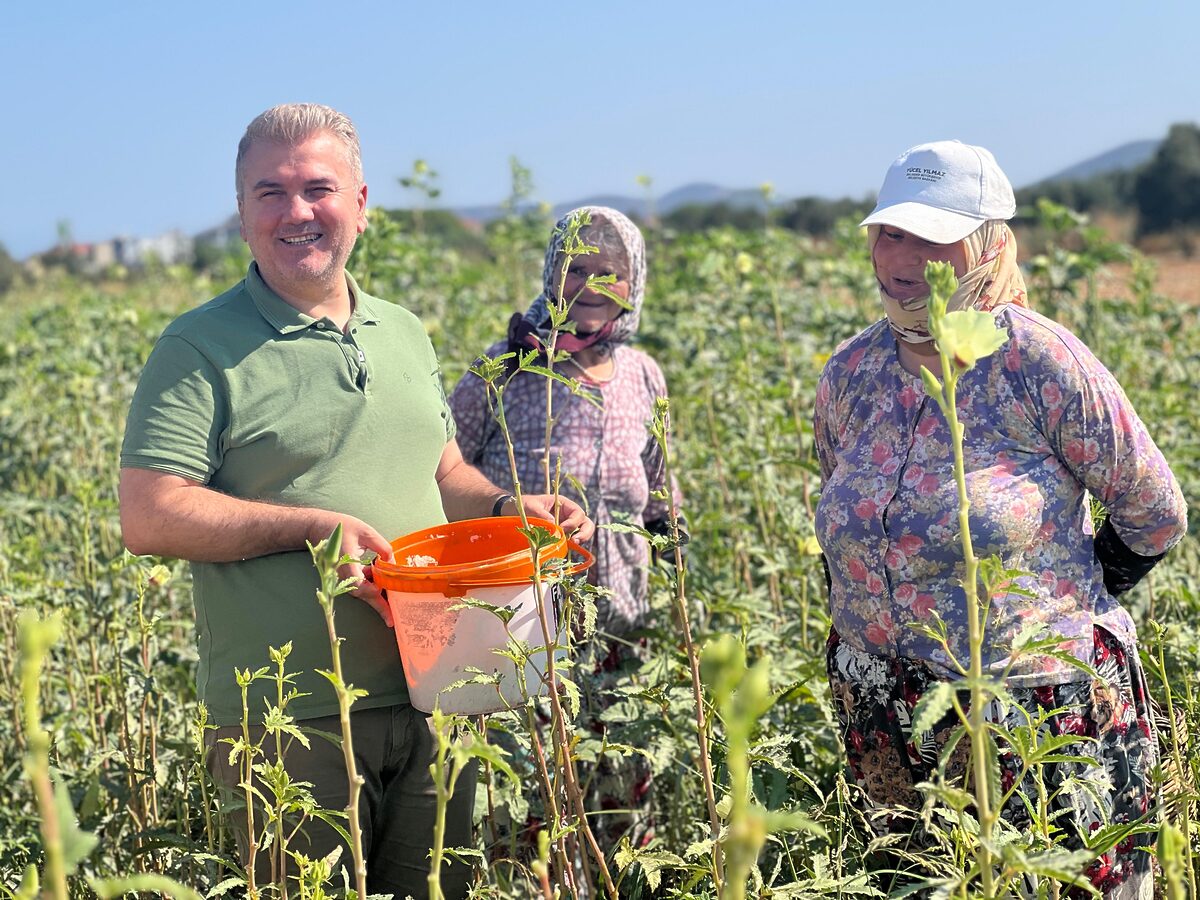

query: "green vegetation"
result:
(1136, 123), (1200, 237)
(1, 203), (1198, 897)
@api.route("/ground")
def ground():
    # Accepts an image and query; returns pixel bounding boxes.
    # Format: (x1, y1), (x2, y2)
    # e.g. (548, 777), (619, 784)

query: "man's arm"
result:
(118, 467), (395, 623)
(435, 439), (594, 540)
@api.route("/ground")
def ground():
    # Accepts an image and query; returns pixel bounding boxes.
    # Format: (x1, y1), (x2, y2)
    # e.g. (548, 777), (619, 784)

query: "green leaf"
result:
(601, 521), (653, 538)
(453, 596), (516, 624)
(910, 680), (954, 735)
(461, 735), (517, 783)
(90, 875), (203, 900)
(932, 308), (1008, 372)
(715, 793), (733, 819)
(798, 534), (823, 556)
(517, 363), (579, 392)
(54, 778), (98, 873)
(613, 837), (638, 872)
(631, 850), (687, 891)
(14, 864), (38, 900)
(78, 770), (102, 822)
(919, 364), (943, 399)
(1009, 848), (1096, 892)
(762, 809), (827, 838)
(1160, 820), (1187, 899)
(443, 846), (486, 866)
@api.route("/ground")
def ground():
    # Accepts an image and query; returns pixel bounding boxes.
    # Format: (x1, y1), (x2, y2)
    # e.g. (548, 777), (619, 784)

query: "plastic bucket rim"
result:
(371, 515), (569, 582)
(376, 539), (594, 596)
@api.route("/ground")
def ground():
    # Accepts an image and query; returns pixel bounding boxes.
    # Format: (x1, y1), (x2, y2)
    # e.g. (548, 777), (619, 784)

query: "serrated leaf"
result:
(632, 850), (687, 891)
(453, 596), (516, 624)
(910, 680), (955, 735)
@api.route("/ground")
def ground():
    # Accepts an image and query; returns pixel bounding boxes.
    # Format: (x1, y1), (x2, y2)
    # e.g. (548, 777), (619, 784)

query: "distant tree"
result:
(1016, 170), (1138, 215)
(385, 209), (489, 259)
(663, 202), (765, 232)
(776, 196), (872, 237)
(0, 242), (18, 295)
(1135, 122), (1200, 235)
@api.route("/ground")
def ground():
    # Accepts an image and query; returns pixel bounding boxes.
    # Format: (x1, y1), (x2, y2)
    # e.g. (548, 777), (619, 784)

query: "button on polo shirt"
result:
(122, 264), (455, 724)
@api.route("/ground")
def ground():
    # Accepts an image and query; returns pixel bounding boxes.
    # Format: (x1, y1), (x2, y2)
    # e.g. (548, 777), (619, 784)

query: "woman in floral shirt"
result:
(814, 141), (1187, 897)
(449, 206), (680, 850)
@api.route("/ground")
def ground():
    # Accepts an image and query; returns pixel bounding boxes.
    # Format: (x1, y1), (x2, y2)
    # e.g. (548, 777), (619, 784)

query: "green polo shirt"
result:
(121, 264), (454, 724)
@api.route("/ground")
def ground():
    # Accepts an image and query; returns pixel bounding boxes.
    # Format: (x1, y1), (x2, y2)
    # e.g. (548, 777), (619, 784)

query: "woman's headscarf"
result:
(509, 206), (647, 354)
(868, 220), (1028, 344)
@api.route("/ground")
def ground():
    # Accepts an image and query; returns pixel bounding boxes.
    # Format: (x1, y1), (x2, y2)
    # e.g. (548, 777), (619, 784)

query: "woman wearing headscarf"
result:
(449, 206), (680, 850)
(814, 141), (1187, 897)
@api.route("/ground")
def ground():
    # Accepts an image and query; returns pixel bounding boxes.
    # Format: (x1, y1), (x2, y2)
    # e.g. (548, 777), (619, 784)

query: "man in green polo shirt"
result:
(119, 103), (591, 898)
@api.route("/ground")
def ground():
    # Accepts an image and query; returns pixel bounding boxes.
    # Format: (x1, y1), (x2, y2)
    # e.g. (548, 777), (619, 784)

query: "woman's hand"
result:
(507, 494), (594, 542)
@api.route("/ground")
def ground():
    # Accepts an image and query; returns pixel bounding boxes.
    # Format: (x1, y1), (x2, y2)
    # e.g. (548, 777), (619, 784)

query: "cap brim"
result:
(860, 202), (986, 244)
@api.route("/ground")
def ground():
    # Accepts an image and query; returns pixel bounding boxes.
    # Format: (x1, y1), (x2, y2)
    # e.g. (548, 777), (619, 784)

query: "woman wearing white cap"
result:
(813, 140), (1187, 896)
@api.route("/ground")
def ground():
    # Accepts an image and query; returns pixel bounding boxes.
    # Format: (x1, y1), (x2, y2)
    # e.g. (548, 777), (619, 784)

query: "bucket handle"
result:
(567, 539), (594, 575)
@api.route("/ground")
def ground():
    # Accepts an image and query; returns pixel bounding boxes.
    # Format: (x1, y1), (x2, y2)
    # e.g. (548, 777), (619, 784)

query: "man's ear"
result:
(356, 183), (369, 234)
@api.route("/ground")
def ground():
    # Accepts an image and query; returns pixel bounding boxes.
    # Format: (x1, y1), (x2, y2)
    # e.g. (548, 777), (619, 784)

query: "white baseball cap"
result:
(860, 140), (1016, 244)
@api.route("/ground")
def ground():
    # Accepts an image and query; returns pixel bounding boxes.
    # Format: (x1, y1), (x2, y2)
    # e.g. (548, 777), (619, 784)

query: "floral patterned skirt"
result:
(826, 626), (1157, 898)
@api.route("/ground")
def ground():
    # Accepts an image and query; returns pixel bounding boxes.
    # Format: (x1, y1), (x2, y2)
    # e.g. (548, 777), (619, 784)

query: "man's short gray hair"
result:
(236, 103), (363, 197)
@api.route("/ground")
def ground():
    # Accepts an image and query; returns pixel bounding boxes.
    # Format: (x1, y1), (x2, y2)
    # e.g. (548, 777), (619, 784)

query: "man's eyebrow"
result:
(251, 178), (283, 192)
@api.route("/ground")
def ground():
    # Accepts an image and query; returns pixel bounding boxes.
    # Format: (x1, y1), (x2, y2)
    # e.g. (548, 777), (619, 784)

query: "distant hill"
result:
(453, 181), (770, 224)
(184, 137), (1170, 245)
(1033, 139), (1160, 185)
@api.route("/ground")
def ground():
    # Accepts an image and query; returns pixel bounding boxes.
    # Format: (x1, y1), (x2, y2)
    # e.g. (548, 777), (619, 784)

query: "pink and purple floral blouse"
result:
(814, 305), (1187, 684)
(449, 342), (674, 636)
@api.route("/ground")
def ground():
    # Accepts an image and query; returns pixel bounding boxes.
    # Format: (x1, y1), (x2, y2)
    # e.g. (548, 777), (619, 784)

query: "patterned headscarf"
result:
(509, 206), (647, 353)
(868, 220), (1028, 344)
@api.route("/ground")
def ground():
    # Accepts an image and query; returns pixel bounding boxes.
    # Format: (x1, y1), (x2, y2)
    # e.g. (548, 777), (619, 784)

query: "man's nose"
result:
(284, 194), (315, 223)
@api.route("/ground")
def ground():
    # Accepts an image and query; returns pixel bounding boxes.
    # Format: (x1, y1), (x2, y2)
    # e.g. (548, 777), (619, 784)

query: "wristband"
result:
(491, 494), (516, 517)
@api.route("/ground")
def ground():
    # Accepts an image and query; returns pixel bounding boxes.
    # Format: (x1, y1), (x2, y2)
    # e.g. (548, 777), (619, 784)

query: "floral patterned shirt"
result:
(449, 342), (676, 636)
(814, 305), (1186, 684)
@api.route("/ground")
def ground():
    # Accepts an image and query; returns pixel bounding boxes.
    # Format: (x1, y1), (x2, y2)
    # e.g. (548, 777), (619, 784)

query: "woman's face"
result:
(872, 226), (969, 302)
(560, 248), (631, 334)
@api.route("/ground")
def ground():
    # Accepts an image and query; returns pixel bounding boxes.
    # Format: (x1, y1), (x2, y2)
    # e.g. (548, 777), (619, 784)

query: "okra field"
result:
(2, 201), (1198, 898)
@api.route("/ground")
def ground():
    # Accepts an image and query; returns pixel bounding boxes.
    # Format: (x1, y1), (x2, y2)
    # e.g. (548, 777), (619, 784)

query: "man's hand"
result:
(506, 493), (594, 542)
(307, 512), (395, 627)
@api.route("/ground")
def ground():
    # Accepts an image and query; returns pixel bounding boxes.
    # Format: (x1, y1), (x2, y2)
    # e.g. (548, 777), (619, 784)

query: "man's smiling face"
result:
(237, 131), (367, 306)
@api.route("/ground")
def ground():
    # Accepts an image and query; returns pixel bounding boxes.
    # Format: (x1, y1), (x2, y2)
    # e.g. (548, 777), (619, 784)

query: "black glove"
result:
(1094, 518), (1167, 596)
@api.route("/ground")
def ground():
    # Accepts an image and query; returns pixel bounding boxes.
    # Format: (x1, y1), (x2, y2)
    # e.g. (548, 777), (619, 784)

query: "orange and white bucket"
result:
(370, 516), (593, 714)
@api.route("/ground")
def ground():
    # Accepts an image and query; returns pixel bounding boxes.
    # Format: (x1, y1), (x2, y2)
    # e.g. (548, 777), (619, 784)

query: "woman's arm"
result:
(1019, 318), (1187, 571)
(435, 438), (593, 539)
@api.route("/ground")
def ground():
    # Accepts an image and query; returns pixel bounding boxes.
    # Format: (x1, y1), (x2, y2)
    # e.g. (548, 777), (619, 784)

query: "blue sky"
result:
(4, 1), (1196, 259)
